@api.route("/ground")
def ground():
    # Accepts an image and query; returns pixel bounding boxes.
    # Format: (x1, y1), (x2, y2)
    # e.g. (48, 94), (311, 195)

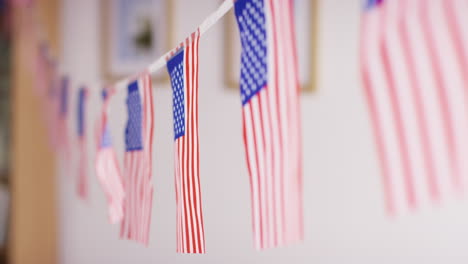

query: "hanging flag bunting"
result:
(234, 0), (303, 249)
(95, 88), (125, 224)
(360, 0), (468, 215)
(120, 72), (154, 245)
(166, 31), (205, 254)
(58, 76), (70, 161)
(76, 86), (89, 199)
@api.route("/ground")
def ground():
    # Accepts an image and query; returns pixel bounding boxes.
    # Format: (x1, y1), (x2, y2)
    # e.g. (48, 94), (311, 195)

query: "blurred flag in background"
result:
(95, 88), (125, 224)
(360, 0), (468, 215)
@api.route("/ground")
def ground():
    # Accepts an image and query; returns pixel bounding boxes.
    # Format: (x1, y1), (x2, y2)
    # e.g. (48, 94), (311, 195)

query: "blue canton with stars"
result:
(125, 81), (143, 152)
(77, 87), (86, 137)
(60, 77), (69, 117)
(234, 0), (267, 105)
(167, 50), (186, 140)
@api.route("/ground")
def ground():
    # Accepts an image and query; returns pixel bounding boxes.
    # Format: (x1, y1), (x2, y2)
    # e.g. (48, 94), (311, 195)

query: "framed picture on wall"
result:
(100, 0), (172, 82)
(224, 0), (319, 92)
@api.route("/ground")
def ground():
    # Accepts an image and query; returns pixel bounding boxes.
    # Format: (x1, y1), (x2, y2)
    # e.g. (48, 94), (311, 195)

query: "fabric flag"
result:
(76, 86), (88, 199)
(58, 76), (70, 161)
(95, 88), (125, 224)
(166, 31), (205, 254)
(360, 0), (468, 215)
(120, 72), (154, 245)
(234, 0), (303, 250)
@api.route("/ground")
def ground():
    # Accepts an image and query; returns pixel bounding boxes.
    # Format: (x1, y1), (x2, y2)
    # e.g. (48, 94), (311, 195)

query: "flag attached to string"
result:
(58, 76), (70, 161)
(234, 0), (303, 249)
(360, 0), (468, 215)
(120, 72), (154, 245)
(95, 88), (125, 224)
(166, 31), (205, 254)
(76, 86), (88, 199)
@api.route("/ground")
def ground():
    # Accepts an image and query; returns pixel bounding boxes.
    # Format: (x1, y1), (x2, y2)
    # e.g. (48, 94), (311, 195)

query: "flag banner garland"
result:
(234, 0), (303, 249)
(23, 0), (468, 253)
(26, 0), (311, 252)
(120, 72), (154, 245)
(95, 88), (125, 224)
(166, 31), (206, 254)
(360, 0), (468, 215)
(77, 86), (89, 199)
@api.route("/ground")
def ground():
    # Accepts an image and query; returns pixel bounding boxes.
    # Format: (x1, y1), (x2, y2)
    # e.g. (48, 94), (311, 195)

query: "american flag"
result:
(76, 87), (88, 199)
(234, 0), (303, 249)
(120, 72), (154, 245)
(166, 31), (205, 254)
(95, 88), (125, 224)
(58, 76), (70, 161)
(360, 0), (468, 215)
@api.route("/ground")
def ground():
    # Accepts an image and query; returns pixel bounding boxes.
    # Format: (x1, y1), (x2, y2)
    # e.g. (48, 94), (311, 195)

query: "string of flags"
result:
(21, 0), (468, 255)
(27, 0), (303, 253)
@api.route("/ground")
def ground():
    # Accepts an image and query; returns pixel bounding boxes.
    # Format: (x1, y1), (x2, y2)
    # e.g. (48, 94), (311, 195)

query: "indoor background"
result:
(4, 0), (468, 263)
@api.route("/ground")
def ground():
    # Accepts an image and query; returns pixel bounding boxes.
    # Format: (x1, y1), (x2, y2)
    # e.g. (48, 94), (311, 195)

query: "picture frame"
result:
(100, 0), (173, 83)
(224, 0), (319, 92)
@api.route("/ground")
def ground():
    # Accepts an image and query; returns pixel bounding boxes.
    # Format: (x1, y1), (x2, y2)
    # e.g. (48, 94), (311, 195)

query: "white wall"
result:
(59, 0), (468, 263)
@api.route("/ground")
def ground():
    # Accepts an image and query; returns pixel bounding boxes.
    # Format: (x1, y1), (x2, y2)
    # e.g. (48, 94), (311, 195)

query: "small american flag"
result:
(360, 0), (468, 214)
(58, 76), (70, 161)
(76, 86), (88, 200)
(166, 31), (205, 254)
(95, 88), (125, 224)
(234, 0), (303, 249)
(120, 72), (154, 245)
